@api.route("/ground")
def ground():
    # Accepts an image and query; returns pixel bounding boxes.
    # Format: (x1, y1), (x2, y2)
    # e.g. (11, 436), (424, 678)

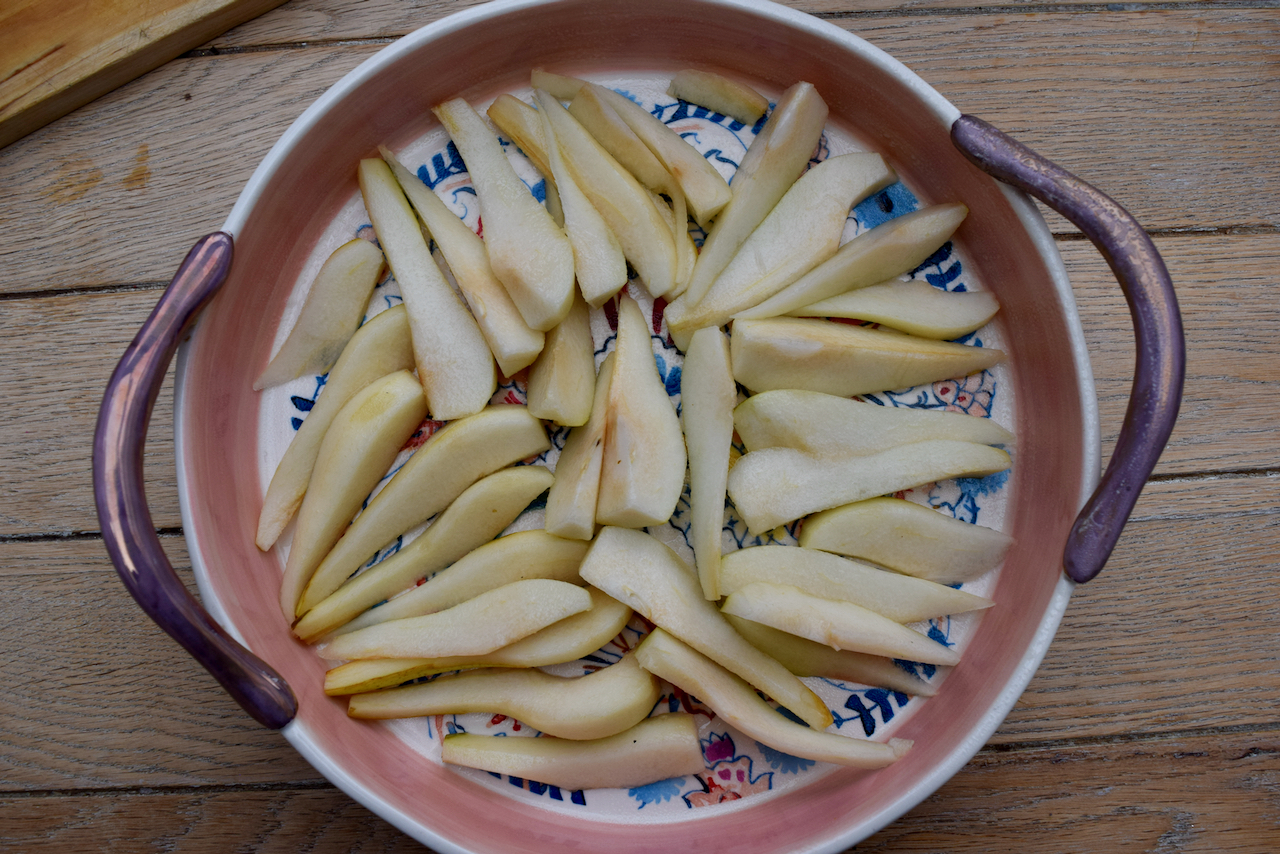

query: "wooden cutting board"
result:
(0, 0), (290, 150)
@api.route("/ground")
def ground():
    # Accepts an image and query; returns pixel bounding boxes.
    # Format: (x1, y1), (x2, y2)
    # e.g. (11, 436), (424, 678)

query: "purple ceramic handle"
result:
(93, 232), (298, 728)
(951, 115), (1185, 583)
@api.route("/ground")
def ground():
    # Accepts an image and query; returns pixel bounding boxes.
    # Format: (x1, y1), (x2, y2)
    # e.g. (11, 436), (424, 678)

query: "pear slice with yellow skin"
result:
(668, 70), (769, 125)
(568, 83), (674, 196)
(441, 712), (705, 791)
(790, 279), (1001, 340)
(680, 327), (735, 600)
(530, 67), (585, 100)
(486, 94), (552, 177)
(348, 653), (660, 741)
(544, 353), (614, 540)
(526, 292), (596, 426)
(256, 305), (413, 551)
(278, 370), (427, 619)
(635, 629), (910, 767)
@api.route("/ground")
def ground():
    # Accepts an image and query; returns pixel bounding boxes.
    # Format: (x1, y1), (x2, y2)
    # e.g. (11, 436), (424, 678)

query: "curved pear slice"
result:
(433, 98), (575, 332)
(790, 279), (1001, 340)
(323, 587), (631, 695)
(348, 653), (660, 741)
(726, 440), (1011, 534)
(294, 466), (554, 638)
(486, 94), (552, 177)
(721, 582), (960, 666)
(799, 497), (1013, 584)
(254, 238), (385, 390)
(256, 305), (413, 551)
(279, 370), (427, 618)
(441, 712), (705, 791)
(579, 527), (832, 730)
(323, 578), (592, 661)
(526, 292), (597, 425)
(635, 629), (909, 768)
(544, 353), (613, 540)
(568, 83), (673, 196)
(681, 327), (735, 600)
(668, 70), (769, 125)
(719, 545), (992, 623)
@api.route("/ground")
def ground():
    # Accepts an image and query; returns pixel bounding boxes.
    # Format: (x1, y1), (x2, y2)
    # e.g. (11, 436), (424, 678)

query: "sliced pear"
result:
(544, 353), (613, 540)
(357, 158), (496, 419)
(721, 582), (960, 666)
(568, 83), (673, 195)
(800, 496), (1014, 584)
(530, 67), (586, 100)
(256, 305), (414, 551)
(486, 94), (552, 177)
(680, 327), (735, 600)
(668, 69), (769, 125)
(730, 317), (1005, 398)
(790, 279), (1001, 339)
(635, 629), (909, 767)
(433, 98), (575, 332)
(526, 292), (596, 426)
(595, 296), (686, 528)
(579, 527), (832, 730)
(348, 652), (660, 741)
(441, 712), (705, 791)
(278, 370), (427, 618)
(254, 238), (385, 390)
(736, 203), (969, 320)
(322, 578), (592, 661)
(726, 440), (1011, 534)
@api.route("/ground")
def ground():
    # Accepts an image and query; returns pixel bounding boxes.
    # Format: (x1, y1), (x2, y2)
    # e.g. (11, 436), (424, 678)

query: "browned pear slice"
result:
(680, 327), (735, 600)
(256, 305), (413, 551)
(348, 653), (660, 741)
(790, 279), (1001, 339)
(544, 353), (613, 540)
(278, 370), (427, 618)
(568, 83), (673, 196)
(635, 629), (910, 767)
(254, 238), (384, 390)
(668, 70), (769, 125)
(526, 292), (596, 426)
(441, 712), (706, 791)
(486, 94), (552, 177)
(433, 98), (575, 332)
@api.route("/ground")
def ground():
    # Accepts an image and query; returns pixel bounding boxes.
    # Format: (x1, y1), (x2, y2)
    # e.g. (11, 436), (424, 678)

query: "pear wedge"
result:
(680, 327), (735, 600)
(526, 292), (596, 426)
(486, 94), (552, 177)
(568, 83), (673, 196)
(668, 70), (769, 125)
(544, 353), (613, 540)
(530, 67), (586, 100)
(790, 279), (1001, 340)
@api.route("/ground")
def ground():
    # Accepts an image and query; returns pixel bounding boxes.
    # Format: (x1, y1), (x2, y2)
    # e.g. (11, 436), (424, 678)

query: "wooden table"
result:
(2, 0), (1277, 850)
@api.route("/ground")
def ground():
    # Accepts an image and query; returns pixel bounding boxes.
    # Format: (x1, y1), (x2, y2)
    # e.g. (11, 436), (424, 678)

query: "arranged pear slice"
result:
(379, 146), (544, 376)
(254, 238), (384, 390)
(595, 296), (686, 528)
(730, 317), (1005, 398)
(736, 203), (969, 320)
(790, 279), (1001, 340)
(433, 98), (575, 332)
(486, 94), (552, 177)
(358, 158), (496, 419)
(718, 545), (992, 623)
(256, 305), (413, 551)
(441, 712), (706, 791)
(322, 578), (592, 661)
(530, 67), (586, 100)
(668, 70), (769, 125)
(323, 587), (631, 695)
(800, 497), (1013, 584)
(579, 527), (833, 730)
(568, 83), (673, 196)
(544, 353), (613, 540)
(294, 466), (554, 639)
(635, 629), (909, 767)
(278, 370), (427, 618)
(721, 582), (961, 666)
(680, 327), (735, 600)
(724, 614), (935, 697)
(526, 292), (596, 425)
(734, 388), (1014, 456)
(348, 653), (660, 741)
(726, 440), (1011, 534)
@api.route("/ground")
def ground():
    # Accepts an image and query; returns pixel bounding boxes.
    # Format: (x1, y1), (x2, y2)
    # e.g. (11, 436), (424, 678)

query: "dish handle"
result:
(950, 115), (1185, 583)
(93, 232), (298, 728)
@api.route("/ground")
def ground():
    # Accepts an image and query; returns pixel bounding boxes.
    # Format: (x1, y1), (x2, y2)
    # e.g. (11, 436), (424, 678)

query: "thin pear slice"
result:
(323, 578), (592, 661)
(790, 279), (1001, 339)
(635, 629), (909, 767)
(668, 70), (769, 125)
(348, 653), (660, 741)
(526, 292), (596, 426)
(441, 712), (705, 791)
(358, 158), (495, 419)
(278, 370), (427, 618)
(254, 238), (384, 390)
(724, 614), (935, 697)
(719, 545), (992, 623)
(486, 94), (552, 177)
(800, 497), (1013, 584)
(294, 466), (554, 638)
(681, 81), (828, 308)
(726, 440), (1011, 534)
(721, 582), (960, 666)
(256, 305), (413, 551)
(736, 203), (969, 320)
(301, 406), (550, 602)
(544, 353), (614, 540)
(323, 587), (631, 695)
(663, 184), (698, 298)
(680, 327), (735, 600)
(579, 527), (833, 730)
(568, 83), (673, 196)
(730, 317), (1005, 398)
(379, 146), (544, 376)
(530, 67), (586, 100)
(433, 98), (575, 332)
(734, 389), (1014, 457)
(595, 296), (686, 528)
